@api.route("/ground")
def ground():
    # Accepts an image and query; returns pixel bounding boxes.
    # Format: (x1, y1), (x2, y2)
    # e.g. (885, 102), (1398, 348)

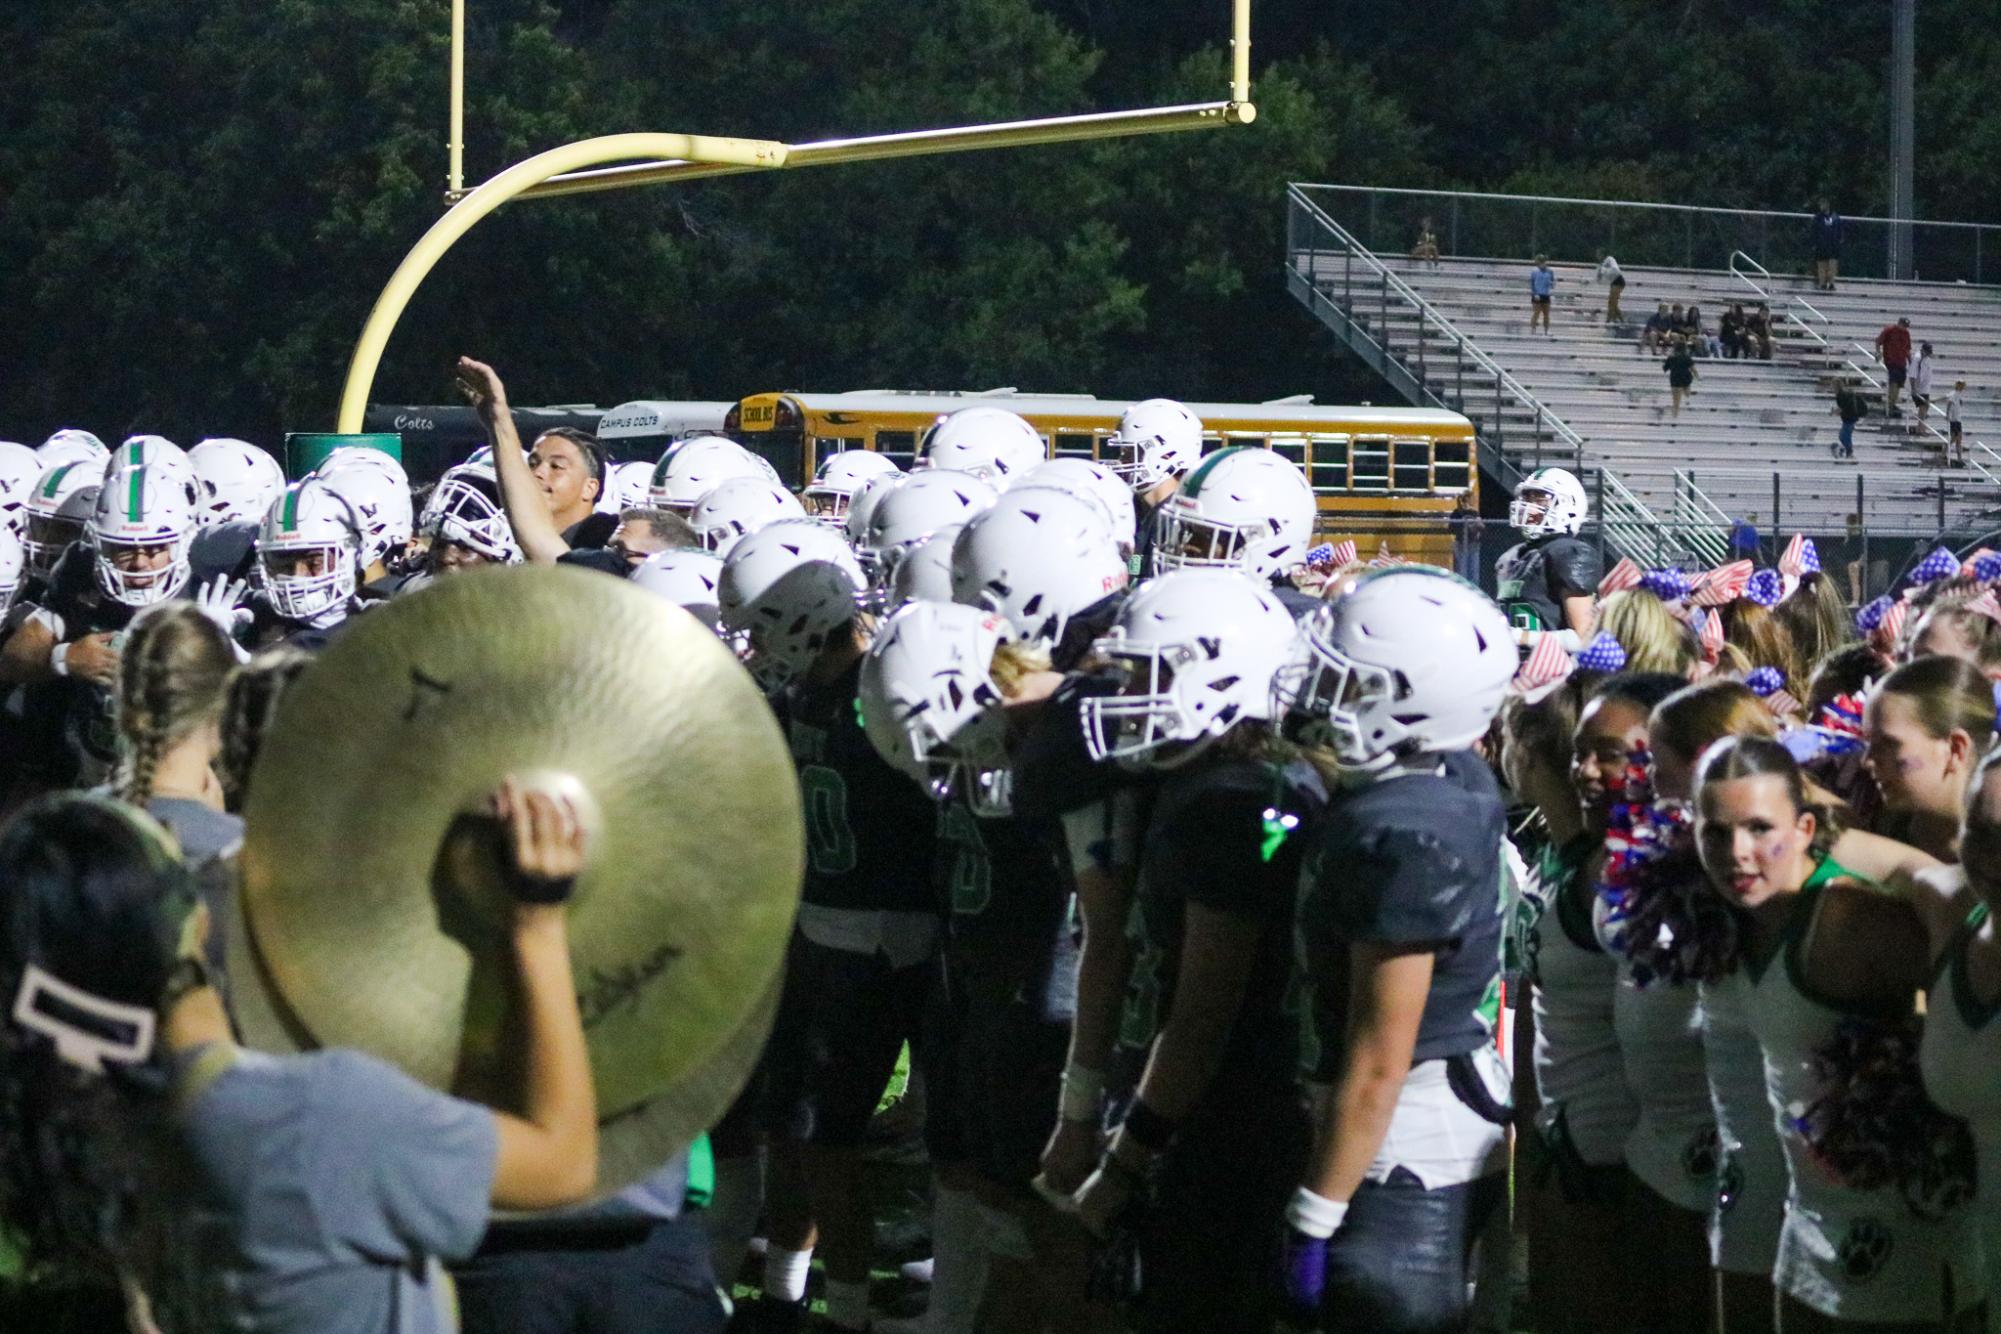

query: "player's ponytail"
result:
(114, 603), (235, 806)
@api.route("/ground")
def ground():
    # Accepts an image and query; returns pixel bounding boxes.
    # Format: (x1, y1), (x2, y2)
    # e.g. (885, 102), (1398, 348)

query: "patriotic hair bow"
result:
(1855, 595), (1894, 634)
(1963, 549), (2001, 583)
(1639, 568), (1690, 602)
(1577, 632), (1628, 673)
(1304, 543), (1335, 570)
(1597, 557), (1643, 598)
(1745, 666), (1803, 719)
(1690, 560), (1754, 607)
(1510, 634), (1575, 703)
(1779, 535), (1822, 579)
(1962, 588), (2001, 629)
(1327, 539), (1357, 567)
(1911, 546), (1962, 587)
(1689, 607), (1725, 664)
(1743, 569), (1785, 608)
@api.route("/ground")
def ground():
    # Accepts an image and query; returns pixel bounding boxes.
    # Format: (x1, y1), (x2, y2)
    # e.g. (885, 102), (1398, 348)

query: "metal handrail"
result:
(1728, 250), (1828, 327)
(1288, 188), (1589, 464)
(1600, 469), (1717, 568)
(1297, 182), (1997, 238)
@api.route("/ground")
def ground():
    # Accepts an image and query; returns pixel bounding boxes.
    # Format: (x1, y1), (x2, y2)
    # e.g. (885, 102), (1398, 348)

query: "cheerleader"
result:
(1920, 747), (2001, 1334)
(1275, 570), (1517, 1333)
(1865, 657), (1996, 860)
(1649, 682), (1935, 1333)
(1694, 736), (1985, 1331)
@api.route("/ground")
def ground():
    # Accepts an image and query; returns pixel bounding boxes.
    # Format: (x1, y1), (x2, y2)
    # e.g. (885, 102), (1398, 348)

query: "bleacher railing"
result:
(1299, 184), (2001, 287)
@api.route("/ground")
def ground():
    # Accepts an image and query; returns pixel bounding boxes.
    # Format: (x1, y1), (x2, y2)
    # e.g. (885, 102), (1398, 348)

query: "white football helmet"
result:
(1107, 399), (1203, 491)
(257, 479), (361, 624)
(629, 548), (727, 632)
(1509, 468), (1587, 537)
(1153, 446), (1316, 581)
(860, 600), (1013, 813)
(36, 429), (109, 474)
(90, 463), (197, 607)
(859, 469), (997, 587)
(691, 476), (807, 559)
(806, 450), (903, 525)
(1081, 569), (1299, 768)
(316, 462), (414, 572)
(0, 443), (41, 535)
(189, 438), (287, 528)
(22, 463), (100, 577)
(919, 408), (1047, 488)
(425, 462), (520, 563)
(317, 445), (410, 493)
(949, 485), (1129, 650)
(844, 471), (905, 548)
(1274, 568), (1514, 771)
(1022, 457), (1137, 552)
(648, 435), (777, 513)
(0, 525), (21, 609)
(107, 436), (198, 509)
(719, 518), (867, 692)
(597, 460), (654, 515)
(887, 525), (962, 606)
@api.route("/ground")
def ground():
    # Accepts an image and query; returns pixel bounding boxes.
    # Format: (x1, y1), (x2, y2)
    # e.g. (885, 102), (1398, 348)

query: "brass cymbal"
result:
(218, 851), (782, 1197)
(239, 564), (802, 1125)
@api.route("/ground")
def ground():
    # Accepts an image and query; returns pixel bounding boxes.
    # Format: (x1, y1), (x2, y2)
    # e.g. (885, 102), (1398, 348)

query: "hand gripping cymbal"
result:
(237, 565), (802, 1176)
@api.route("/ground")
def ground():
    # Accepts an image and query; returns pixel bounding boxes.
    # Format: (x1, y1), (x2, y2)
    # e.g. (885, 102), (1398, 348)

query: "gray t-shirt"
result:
(179, 1045), (498, 1334)
(146, 797), (245, 867)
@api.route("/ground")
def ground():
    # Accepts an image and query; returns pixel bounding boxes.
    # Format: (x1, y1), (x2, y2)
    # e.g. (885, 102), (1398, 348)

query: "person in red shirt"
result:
(1874, 316), (1913, 416)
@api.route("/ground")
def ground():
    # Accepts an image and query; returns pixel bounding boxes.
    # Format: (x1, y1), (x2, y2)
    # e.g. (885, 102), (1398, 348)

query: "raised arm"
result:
(455, 357), (570, 565)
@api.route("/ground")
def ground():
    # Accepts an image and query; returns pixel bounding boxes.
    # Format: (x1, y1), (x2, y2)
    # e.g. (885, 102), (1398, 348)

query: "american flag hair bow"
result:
(1597, 557), (1643, 597)
(1779, 535), (1822, 578)
(1639, 568), (1690, 602)
(1911, 546), (1962, 586)
(1871, 597), (1910, 651)
(1577, 632), (1628, 673)
(1963, 549), (2001, 583)
(1745, 666), (1803, 719)
(1304, 543), (1335, 570)
(1325, 539), (1357, 568)
(1743, 569), (1785, 608)
(1689, 560), (1754, 607)
(1689, 607), (1725, 663)
(1855, 595), (1893, 634)
(1962, 588), (2001, 629)
(1510, 633), (1575, 702)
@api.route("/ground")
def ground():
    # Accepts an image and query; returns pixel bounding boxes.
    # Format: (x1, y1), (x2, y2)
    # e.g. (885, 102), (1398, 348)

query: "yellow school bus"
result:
(724, 390), (1477, 567)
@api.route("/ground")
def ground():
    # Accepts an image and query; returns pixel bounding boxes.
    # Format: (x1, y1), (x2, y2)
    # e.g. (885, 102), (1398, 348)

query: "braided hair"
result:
(113, 604), (235, 808)
(216, 647), (313, 814)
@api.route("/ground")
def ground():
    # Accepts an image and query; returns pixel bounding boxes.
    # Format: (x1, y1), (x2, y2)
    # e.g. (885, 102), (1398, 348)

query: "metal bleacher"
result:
(1285, 183), (2001, 563)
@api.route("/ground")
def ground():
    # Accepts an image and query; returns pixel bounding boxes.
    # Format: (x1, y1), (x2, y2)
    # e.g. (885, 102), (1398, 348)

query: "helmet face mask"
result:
(91, 466), (195, 608)
(859, 602), (1013, 813)
(94, 534), (192, 608)
(424, 468), (519, 564)
(1272, 638), (1405, 769)
(1082, 641), (1214, 767)
(1508, 468), (1587, 537)
(258, 481), (360, 623)
(719, 519), (867, 692)
(1106, 399), (1202, 491)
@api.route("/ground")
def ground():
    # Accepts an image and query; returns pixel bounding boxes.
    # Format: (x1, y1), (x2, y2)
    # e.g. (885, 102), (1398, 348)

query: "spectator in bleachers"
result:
(1720, 303), (1748, 358)
(1595, 252), (1625, 323)
(1874, 315), (1913, 415)
(1730, 511), (1760, 562)
(1528, 254), (1554, 334)
(1831, 382), (1863, 458)
(1662, 335), (1697, 417)
(1639, 302), (1673, 354)
(1747, 303), (1774, 359)
(1450, 491), (1483, 583)
(1810, 199), (1843, 291)
(1668, 302), (1688, 336)
(1947, 379), (1968, 466)
(1409, 216), (1441, 267)
(1685, 306), (1721, 357)
(1911, 341), (1936, 426)
(1844, 511), (1867, 603)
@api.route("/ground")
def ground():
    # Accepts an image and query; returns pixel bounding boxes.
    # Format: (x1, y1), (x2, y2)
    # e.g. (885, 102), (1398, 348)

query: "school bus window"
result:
(1433, 440), (1472, 491)
(1054, 433), (1093, 459)
(1224, 433), (1268, 454)
(873, 430), (918, 471)
(1201, 436), (1225, 455)
(1351, 438), (1390, 492)
(813, 437), (851, 457)
(1309, 436), (1349, 493)
(1393, 439), (1432, 492)
(1269, 436), (1307, 468)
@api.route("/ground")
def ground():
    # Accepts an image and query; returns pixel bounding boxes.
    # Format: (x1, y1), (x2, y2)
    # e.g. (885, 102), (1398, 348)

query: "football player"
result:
(1494, 467), (1599, 648)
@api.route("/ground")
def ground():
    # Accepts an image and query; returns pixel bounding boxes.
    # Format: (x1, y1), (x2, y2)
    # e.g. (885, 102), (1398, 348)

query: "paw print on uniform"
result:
(1682, 1126), (1720, 1186)
(1836, 1218), (1894, 1283)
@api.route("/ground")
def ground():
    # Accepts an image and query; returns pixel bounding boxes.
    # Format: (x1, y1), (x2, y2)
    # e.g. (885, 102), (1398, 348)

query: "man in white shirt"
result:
(1595, 253), (1626, 323)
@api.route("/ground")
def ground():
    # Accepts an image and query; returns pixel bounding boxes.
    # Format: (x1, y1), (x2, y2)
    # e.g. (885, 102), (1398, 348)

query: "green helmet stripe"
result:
(1179, 444), (1254, 499)
(39, 462), (78, 499)
(127, 465), (145, 523)
(126, 440), (143, 469)
(281, 484), (301, 533)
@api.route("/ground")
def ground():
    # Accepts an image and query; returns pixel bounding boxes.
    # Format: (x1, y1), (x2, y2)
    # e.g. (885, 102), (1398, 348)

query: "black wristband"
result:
(504, 870), (577, 905)
(1121, 1101), (1179, 1154)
